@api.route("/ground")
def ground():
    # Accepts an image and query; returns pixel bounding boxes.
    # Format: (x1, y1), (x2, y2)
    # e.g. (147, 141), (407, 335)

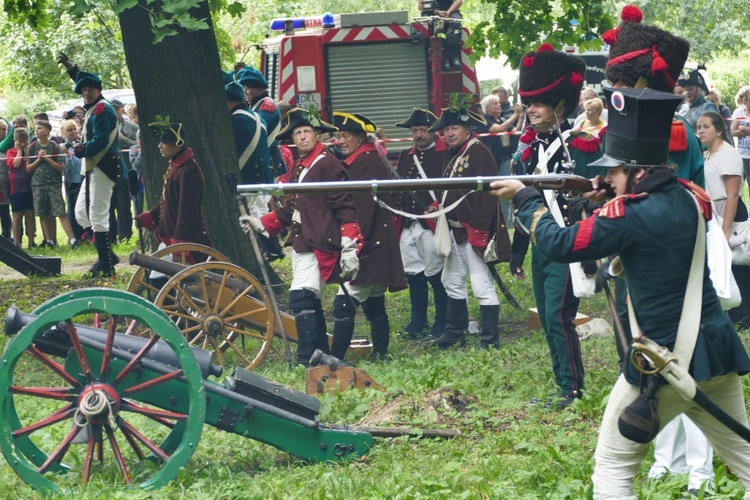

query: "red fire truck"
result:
(260, 10), (481, 150)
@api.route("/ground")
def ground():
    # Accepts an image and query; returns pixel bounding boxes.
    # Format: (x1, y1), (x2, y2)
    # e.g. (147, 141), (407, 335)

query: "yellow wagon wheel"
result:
(126, 243), (230, 302)
(153, 261), (276, 371)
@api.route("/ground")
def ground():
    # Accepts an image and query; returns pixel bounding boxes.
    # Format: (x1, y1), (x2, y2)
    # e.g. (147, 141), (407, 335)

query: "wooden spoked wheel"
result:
(153, 261), (276, 371)
(0, 288), (206, 494)
(126, 243), (229, 303)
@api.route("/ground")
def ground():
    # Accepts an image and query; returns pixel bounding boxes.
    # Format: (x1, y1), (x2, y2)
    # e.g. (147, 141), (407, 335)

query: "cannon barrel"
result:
(4, 306), (223, 379)
(129, 251), (255, 295)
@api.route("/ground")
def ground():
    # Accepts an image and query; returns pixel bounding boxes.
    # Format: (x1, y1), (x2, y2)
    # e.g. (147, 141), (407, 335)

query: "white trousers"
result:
(441, 233), (499, 305)
(593, 373), (750, 499)
(74, 167), (114, 233)
(399, 221), (444, 277)
(648, 414), (714, 490)
(290, 250), (327, 298)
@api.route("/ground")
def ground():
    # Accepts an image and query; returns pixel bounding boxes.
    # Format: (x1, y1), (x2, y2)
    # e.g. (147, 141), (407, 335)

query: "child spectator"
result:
(6, 128), (36, 248)
(60, 119), (85, 241)
(27, 120), (78, 248)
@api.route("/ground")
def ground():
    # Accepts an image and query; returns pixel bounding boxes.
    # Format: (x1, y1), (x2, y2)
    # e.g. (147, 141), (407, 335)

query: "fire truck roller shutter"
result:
(327, 40), (430, 155)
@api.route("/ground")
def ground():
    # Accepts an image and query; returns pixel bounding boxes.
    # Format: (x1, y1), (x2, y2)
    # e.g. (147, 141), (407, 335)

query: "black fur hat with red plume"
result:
(602, 5), (689, 92)
(517, 44), (586, 117)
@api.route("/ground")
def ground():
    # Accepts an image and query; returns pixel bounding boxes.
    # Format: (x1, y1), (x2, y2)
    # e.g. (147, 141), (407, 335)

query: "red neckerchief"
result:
(407, 135), (449, 155)
(170, 147), (194, 168)
(299, 141), (326, 169)
(343, 142), (378, 166)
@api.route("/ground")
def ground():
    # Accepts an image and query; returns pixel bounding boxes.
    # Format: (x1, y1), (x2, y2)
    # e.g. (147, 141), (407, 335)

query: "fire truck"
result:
(260, 10), (481, 152)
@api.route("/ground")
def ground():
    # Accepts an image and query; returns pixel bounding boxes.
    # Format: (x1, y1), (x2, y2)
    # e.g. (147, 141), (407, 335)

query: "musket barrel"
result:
(237, 174), (594, 196)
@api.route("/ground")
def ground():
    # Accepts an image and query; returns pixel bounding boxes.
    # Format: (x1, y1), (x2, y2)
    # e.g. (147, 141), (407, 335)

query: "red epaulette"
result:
(598, 193), (648, 219)
(669, 118), (688, 153)
(568, 130), (601, 153)
(519, 128), (537, 144)
(259, 98), (277, 114)
(93, 103), (105, 116)
(677, 178), (712, 220)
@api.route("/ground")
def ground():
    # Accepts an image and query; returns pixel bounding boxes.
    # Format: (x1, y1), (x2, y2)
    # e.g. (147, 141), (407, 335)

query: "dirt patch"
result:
(359, 388), (477, 427)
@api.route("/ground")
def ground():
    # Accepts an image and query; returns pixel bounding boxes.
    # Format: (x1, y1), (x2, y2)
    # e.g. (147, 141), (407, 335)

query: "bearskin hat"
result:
(517, 44), (585, 117)
(602, 5), (689, 92)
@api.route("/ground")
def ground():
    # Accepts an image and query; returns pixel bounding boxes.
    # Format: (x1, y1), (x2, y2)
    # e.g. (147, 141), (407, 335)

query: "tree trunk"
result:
(118, 3), (280, 285)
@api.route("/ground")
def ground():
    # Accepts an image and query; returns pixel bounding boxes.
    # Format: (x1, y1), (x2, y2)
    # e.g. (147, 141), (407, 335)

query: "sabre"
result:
(631, 336), (750, 443)
(237, 174), (595, 197)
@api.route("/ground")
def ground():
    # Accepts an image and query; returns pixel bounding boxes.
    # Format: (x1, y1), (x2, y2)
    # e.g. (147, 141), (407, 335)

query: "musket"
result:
(237, 174), (594, 196)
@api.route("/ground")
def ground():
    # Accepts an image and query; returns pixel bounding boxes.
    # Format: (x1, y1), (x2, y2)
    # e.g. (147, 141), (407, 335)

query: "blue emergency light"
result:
(269, 13), (336, 31)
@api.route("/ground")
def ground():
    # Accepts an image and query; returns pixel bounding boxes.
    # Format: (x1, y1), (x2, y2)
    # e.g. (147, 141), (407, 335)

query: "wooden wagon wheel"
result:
(126, 243), (230, 302)
(153, 261), (276, 371)
(0, 288), (206, 494)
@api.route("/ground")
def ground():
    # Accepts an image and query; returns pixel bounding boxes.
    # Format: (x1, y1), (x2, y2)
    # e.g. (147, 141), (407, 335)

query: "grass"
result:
(0, 242), (749, 499)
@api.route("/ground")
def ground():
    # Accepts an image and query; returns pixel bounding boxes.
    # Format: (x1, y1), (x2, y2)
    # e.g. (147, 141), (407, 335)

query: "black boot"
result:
(330, 294), (357, 361)
(89, 231), (116, 277)
(478, 305), (500, 349)
(314, 298), (330, 354)
(293, 310), (319, 366)
(363, 296), (390, 359)
(427, 273), (447, 339)
(401, 272), (429, 338)
(432, 297), (467, 348)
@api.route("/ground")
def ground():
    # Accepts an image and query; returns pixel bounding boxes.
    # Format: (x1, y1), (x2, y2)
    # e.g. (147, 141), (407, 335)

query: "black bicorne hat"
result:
(602, 5), (690, 92)
(517, 44), (586, 117)
(589, 87), (682, 168)
(678, 69), (710, 94)
(149, 120), (187, 147)
(332, 112), (377, 133)
(395, 108), (438, 128)
(275, 107), (337, 141)
(428, 108), (486, 132)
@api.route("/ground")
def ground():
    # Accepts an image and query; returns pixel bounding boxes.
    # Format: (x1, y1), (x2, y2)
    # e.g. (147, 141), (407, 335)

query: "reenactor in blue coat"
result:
(68, 71), (123, 277)
(236, 66), (286, 178)
(490, 86), (750, 500)
(510, 45), (602, 408)
(225, 81), (272, 185)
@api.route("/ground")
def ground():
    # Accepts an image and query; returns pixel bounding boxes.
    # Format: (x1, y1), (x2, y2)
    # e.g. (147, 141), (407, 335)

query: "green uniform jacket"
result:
(513, 169), (750, 386)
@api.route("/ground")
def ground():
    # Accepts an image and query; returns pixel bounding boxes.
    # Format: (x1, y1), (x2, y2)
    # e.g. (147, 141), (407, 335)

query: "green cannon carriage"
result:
(0, 288), (373, 494)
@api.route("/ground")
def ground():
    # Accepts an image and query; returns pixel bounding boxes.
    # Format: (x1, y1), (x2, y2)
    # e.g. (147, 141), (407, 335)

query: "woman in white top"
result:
(698, 111), (750, 327)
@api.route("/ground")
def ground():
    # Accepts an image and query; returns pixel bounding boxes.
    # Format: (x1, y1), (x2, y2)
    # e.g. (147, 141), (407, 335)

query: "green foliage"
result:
(468, 0), (614, 68)
(639, 0), (745, 65)
(701, 50), (750, 111)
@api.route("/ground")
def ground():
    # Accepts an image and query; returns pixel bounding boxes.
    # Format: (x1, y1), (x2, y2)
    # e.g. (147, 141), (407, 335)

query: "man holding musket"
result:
(241, 108), (364, 366)
(490, 87), (750, 500)
(394, 108), (449, 340)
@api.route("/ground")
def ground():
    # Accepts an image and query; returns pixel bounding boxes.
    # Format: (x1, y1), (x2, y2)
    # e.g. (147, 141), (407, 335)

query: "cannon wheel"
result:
(0, 288), (206, 494)
(154, 261), (276, 371)
(126, 243), (230, 302)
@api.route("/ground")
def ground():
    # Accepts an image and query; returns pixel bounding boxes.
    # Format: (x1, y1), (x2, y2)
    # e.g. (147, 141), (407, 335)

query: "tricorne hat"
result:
(395, 108), (438, 128)
(332, 112), (377, 133)
(275, 107), (337, 141)
(149, 119), (187, 147)
(74, 71), (103, 95)
(602, 5), (689, 92)
(236, 66), (268, 90)
(589, 87), (683, 168)
(517, 44), (585, 117)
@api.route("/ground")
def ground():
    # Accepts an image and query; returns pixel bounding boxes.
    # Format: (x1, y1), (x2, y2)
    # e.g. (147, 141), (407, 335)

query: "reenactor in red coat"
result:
(394, 108), (450, 339)
(244, 108), (365, 366)
(328, 111), (407, 360)
(136, 121), (211, 263)
(428, 104), (511, 349)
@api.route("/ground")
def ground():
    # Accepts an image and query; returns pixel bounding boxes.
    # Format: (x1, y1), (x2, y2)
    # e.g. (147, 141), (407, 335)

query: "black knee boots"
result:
(401, 272), (430, 338)
(330, 294), (357, 361)
(89, 231), (117, 277)
(427, 273), (447, 339)
(362, 296), (390, 359)
(479, 305), (500, 349)
(432, 297), (467, 348)
(290, 289), (324, 366)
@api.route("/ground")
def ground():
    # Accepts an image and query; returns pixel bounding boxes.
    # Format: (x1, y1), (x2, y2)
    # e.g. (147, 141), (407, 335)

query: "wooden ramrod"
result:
(237, 173), (594, 196)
